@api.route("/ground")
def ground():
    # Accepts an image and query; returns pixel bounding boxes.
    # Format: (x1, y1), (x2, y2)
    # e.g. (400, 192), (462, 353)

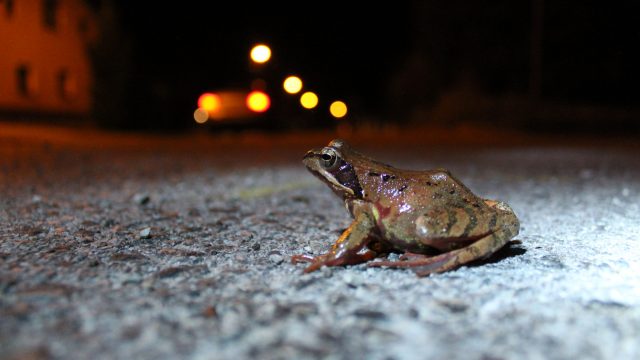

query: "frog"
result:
(291, 139), (520, 276)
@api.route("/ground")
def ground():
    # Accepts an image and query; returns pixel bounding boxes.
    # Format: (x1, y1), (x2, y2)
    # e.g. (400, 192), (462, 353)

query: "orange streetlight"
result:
(329, 101), (348, 118)
(198, 93), (221, 112)
(300, 91), (318, 109)
(250, 44), (271, 64)
(246, 91), (270, 112)
(283, 76), (303, 94)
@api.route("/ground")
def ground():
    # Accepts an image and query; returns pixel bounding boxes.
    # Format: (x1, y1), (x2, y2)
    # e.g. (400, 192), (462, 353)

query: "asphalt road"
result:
(1, 123), (639, 359)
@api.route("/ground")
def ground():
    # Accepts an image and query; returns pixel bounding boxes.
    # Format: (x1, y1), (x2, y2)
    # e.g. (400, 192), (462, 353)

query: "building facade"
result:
(0, 0), (96, 117)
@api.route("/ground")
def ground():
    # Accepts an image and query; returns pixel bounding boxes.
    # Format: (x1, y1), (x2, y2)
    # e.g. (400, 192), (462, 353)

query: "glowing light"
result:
(250, 44), (271, 64)
(197, 93), (221, 113)
(246, 91), (270, 112)
(194, 108), (209, 124)
(300, 91), (318, 109)
(283, 76), (303, 94)
(329, 100), (348, 118)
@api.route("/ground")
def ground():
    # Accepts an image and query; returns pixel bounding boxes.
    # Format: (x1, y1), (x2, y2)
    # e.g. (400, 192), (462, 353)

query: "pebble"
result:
(133, 193), (150, 205)
(269, 253), (284, 264)
(202, 305), (218, 318)
(139, 227), (152, 239)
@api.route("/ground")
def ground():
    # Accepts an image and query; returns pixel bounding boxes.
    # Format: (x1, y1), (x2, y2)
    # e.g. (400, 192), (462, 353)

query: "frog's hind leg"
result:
(369, 227), (515, 277)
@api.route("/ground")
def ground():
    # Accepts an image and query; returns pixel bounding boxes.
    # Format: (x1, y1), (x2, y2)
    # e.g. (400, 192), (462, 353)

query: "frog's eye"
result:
(320, 149), (338, 169)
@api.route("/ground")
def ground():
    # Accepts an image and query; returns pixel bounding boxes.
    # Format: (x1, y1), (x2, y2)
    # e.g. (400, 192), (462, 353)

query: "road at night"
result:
(1, 123), (639, 359)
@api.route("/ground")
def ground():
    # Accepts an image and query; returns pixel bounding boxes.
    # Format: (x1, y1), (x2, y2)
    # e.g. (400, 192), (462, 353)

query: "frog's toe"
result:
(411, 253), (457, 276)
(303, 261), (324, 273)
(291, 254), (315, 264)
(301, 256), (342, 273)
(399, 251), (429, 261)
(291, 254), (329, 273)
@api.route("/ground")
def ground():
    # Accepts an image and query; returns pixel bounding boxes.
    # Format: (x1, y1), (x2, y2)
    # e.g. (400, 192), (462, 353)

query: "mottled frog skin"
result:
(292, 139), (520, 276)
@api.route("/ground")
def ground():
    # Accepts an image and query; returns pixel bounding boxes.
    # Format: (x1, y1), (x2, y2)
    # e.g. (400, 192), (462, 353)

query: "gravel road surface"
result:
(1, 124), (639, 359)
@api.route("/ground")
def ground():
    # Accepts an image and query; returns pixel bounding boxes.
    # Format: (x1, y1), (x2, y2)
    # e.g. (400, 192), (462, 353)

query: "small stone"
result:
(88, 259), (100, 267)
(239, 231), (255, 240)
(9, 346), (51, 360)
(269, 253), (284, 264)
(22, 225), (45, 236)
(159, 248), (205, 257)
(133, 193), (150, 205)
(120, 325), (142, 340)
(156, 266), (187, 278)
(139, 227), (152, 239)
(17, 283), (76, 297)
(290, 195), (310, 204)
(31, 194), (42, 203)
(202, 305), (218, 318)
(251, 243), (261, 251)
(352, 309), (387, 320)
(111, 252), (146, 261)
(7, 302), (31, 318)
(438, 299), (469, 313)
(408, 307), (419, 318)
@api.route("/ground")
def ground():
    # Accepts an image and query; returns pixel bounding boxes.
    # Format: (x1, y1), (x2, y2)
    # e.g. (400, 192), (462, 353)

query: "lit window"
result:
(43, 0), (58, 30)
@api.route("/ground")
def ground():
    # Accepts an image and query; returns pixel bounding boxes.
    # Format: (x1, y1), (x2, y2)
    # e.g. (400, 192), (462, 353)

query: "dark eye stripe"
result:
(330, 159), (363, 198)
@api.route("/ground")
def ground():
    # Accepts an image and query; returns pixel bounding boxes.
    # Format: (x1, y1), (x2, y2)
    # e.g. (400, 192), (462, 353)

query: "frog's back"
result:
(401, 168), (486, 206)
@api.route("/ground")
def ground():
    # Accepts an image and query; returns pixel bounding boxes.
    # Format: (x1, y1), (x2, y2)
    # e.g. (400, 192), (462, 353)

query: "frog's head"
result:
(303, 139), (364, 200)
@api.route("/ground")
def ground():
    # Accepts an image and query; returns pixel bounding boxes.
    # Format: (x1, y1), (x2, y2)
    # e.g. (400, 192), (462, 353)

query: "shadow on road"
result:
(469, 240), (528, 267)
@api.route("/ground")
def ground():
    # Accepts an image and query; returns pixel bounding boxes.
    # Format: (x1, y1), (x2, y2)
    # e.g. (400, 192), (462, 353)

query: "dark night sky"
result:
(98, 1), (639, 129)
(111, 3), (412, 119)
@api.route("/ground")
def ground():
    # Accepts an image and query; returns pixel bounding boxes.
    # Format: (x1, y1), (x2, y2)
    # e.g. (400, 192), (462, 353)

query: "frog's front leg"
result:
(292, 212), (376, 273)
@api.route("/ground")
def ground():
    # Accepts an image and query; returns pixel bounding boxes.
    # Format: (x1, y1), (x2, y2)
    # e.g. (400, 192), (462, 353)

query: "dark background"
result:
(90, 1), (640, 132)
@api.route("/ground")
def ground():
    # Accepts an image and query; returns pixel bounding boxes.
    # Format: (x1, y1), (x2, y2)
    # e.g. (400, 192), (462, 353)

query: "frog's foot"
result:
(291, 249), (377, 273)
(368, 251), (457, 276)
(369, 227), (514, 276)
(369, 250), (438, 265)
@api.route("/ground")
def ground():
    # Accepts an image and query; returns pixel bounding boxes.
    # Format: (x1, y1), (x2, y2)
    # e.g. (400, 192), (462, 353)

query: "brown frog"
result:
(292, 139), (520, 276)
